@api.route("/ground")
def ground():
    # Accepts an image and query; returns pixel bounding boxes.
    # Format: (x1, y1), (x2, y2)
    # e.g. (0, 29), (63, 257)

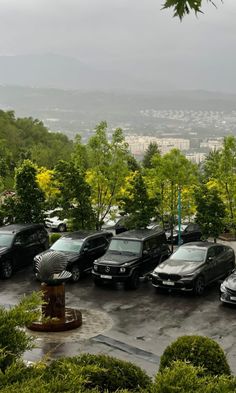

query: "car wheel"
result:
(70, 265), (81, 282)
(193, 276), (205, 296)
(1, 260), (13, 279)
(125, 271), (140, 290)
(58, 224), (66, 232)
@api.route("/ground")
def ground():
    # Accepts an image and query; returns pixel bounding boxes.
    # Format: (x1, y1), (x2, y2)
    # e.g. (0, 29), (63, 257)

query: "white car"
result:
(45, 209), (68, 232)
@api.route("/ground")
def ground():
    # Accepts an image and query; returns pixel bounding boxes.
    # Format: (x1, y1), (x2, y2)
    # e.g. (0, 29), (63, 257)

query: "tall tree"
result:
(12, 160), (45, 223)
(54, 160), (95, 230)
(195, 184), (226, 242)
(83, 121), (130, 228)
(3, 160), (45, 223)
(120, 171), (156, 229)
(142, 142), (160, 169)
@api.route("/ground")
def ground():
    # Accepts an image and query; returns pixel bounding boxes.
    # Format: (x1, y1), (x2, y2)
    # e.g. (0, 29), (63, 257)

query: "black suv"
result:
(0, 224), (49, 279)
(34, 230), (113, 282)
(92, 228), (171, 289)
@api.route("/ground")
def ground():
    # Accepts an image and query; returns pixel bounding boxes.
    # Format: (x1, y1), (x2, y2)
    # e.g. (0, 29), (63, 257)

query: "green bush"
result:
(43, 353), (152, 392)
(153, 361), (236, 393)
(49, 233), (62, 245)
(159, 335), (230, 376)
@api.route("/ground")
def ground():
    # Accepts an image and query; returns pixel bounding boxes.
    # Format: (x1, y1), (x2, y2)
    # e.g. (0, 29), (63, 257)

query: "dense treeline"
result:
(0, 109), (236, 240)
(0, 110), (73, 188)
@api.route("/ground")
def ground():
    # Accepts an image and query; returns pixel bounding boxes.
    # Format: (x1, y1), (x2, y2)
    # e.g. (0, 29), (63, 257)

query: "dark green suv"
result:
(92, 228), (171, 289)
(0, 224), (49, 279)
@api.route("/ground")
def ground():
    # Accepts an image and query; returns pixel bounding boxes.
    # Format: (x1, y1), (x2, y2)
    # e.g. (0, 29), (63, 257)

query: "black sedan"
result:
(151, 242), (235, 295)
(220, 271), (236, 305)
(166, 223), (202, 245)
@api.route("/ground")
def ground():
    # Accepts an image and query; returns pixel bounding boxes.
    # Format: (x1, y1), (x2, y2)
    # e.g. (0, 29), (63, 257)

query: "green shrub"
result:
(43, 353), (152, 392)
(153, 361), (236, 393)
(159, 335), (230, 376)
(49, 233), (62, 245)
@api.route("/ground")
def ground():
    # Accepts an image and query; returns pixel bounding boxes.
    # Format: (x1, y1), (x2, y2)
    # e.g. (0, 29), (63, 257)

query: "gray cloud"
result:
(0, 0), (236, 92)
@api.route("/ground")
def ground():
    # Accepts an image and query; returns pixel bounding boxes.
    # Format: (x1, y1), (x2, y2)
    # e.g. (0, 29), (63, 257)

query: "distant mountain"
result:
(0, 54), (145, 90)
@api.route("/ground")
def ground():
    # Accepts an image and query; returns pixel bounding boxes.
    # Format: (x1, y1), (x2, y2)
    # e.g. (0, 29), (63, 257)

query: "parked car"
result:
(34, 230), (113, 282)
(165, 223), (202, 245)
(101, 216), (128, 235)
(0, 223), (49, 279)
(45, 209), (68, 232)
(220, 270), (236, 305)
(92, 228), (171, 289)
(151, 242), (235, 295)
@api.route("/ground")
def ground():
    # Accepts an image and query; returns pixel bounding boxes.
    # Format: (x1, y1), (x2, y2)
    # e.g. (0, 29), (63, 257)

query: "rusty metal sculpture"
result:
(29, 251), (82, 332)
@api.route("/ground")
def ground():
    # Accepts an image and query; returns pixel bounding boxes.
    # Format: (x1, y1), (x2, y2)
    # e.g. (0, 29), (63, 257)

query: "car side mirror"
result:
(143, 250), (149, 255)
(83, 247), (89, 253)
(207, 256), (213, 262)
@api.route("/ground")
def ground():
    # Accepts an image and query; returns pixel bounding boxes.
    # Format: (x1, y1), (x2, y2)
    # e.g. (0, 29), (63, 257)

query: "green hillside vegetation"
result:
(0, 110), (73, 187)
(1, 109), (236, 238)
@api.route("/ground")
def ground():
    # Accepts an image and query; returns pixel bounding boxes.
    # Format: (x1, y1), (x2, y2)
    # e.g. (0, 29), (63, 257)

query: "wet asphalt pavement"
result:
(1, 240), (236, 377)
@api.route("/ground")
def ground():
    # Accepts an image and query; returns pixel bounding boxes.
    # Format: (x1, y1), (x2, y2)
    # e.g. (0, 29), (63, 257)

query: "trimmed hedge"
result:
(159, 335), (230, 376)
(43, 353), (152, 392)
(154, 361), (236, 393)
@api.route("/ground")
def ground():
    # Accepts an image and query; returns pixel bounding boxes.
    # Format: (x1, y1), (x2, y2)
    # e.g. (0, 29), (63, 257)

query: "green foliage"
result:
(142, 142), (160, 169)
(154, 361), (236, 393)
(8, 160), (45, 223)
(121, 171), (157, 229)
(162, 0), (221, 20)
(49, 232), (62, 245)
(54, 160), (96, 230)
(84, 121), (130, 227)
(195, 184), (226, 241)
(159, 335), (230, 376)
(0, 292), (42, 371)
(0, 110), (73, 176)
(44, 353), (152, 392)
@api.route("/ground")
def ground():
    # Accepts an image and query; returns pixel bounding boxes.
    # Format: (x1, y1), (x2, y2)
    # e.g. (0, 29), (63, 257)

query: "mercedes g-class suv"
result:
(92, 228), (170, 289)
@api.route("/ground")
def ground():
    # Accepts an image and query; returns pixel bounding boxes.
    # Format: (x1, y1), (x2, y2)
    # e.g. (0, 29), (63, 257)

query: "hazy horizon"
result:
(0, 1), (236, 93)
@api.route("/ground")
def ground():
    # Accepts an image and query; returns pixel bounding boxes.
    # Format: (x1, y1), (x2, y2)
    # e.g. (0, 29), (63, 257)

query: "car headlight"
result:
(182, 272), (195, 277)
(152, 271), (159, 277)
(220, 283), (226, 292)
(120, 267), (126, 273)
(93, 265), (98, 271)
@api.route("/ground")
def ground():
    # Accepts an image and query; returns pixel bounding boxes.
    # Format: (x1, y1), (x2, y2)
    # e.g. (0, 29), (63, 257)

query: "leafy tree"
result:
(202, 136), (236, 234)
(147, 149), (198, 243)
(195, 183), (226, 242)
(142, 142), (160, 169)
(5, 160), (45, 224)
(120, 171), (156, 229)
(84, 121), (130, 228)
(54, 160), (96, 230)
(162, 0), (222, 20)
(36, 167), (60, 207)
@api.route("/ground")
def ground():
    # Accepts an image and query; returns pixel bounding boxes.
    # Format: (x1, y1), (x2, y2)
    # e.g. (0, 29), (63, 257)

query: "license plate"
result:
(163, 280), (174, 286)
(100, 275), (112, 279)
(230, 296), (236, 301)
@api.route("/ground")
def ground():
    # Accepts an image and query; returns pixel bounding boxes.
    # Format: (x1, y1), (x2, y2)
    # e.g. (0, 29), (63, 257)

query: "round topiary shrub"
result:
(43, 353), (152, 392)
(159, 335), (231, 376)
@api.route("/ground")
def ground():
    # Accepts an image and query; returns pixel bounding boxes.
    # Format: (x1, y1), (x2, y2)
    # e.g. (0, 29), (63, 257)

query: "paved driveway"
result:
(1, 257), (236, 377)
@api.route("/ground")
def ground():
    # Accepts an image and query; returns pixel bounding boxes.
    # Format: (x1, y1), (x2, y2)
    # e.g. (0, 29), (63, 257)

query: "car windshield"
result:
(109, 239), (141, 255)
(51, 238), (83, 253)
(170, 247), (206, 262)
(0, 233), (14, 247)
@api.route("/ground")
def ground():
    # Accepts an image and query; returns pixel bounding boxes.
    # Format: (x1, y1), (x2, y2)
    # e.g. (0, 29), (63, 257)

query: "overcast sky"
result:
(1, 0), (236, 92)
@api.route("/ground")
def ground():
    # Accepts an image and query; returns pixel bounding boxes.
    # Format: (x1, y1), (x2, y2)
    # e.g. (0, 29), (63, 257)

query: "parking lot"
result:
(1, 247), (236, 377)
